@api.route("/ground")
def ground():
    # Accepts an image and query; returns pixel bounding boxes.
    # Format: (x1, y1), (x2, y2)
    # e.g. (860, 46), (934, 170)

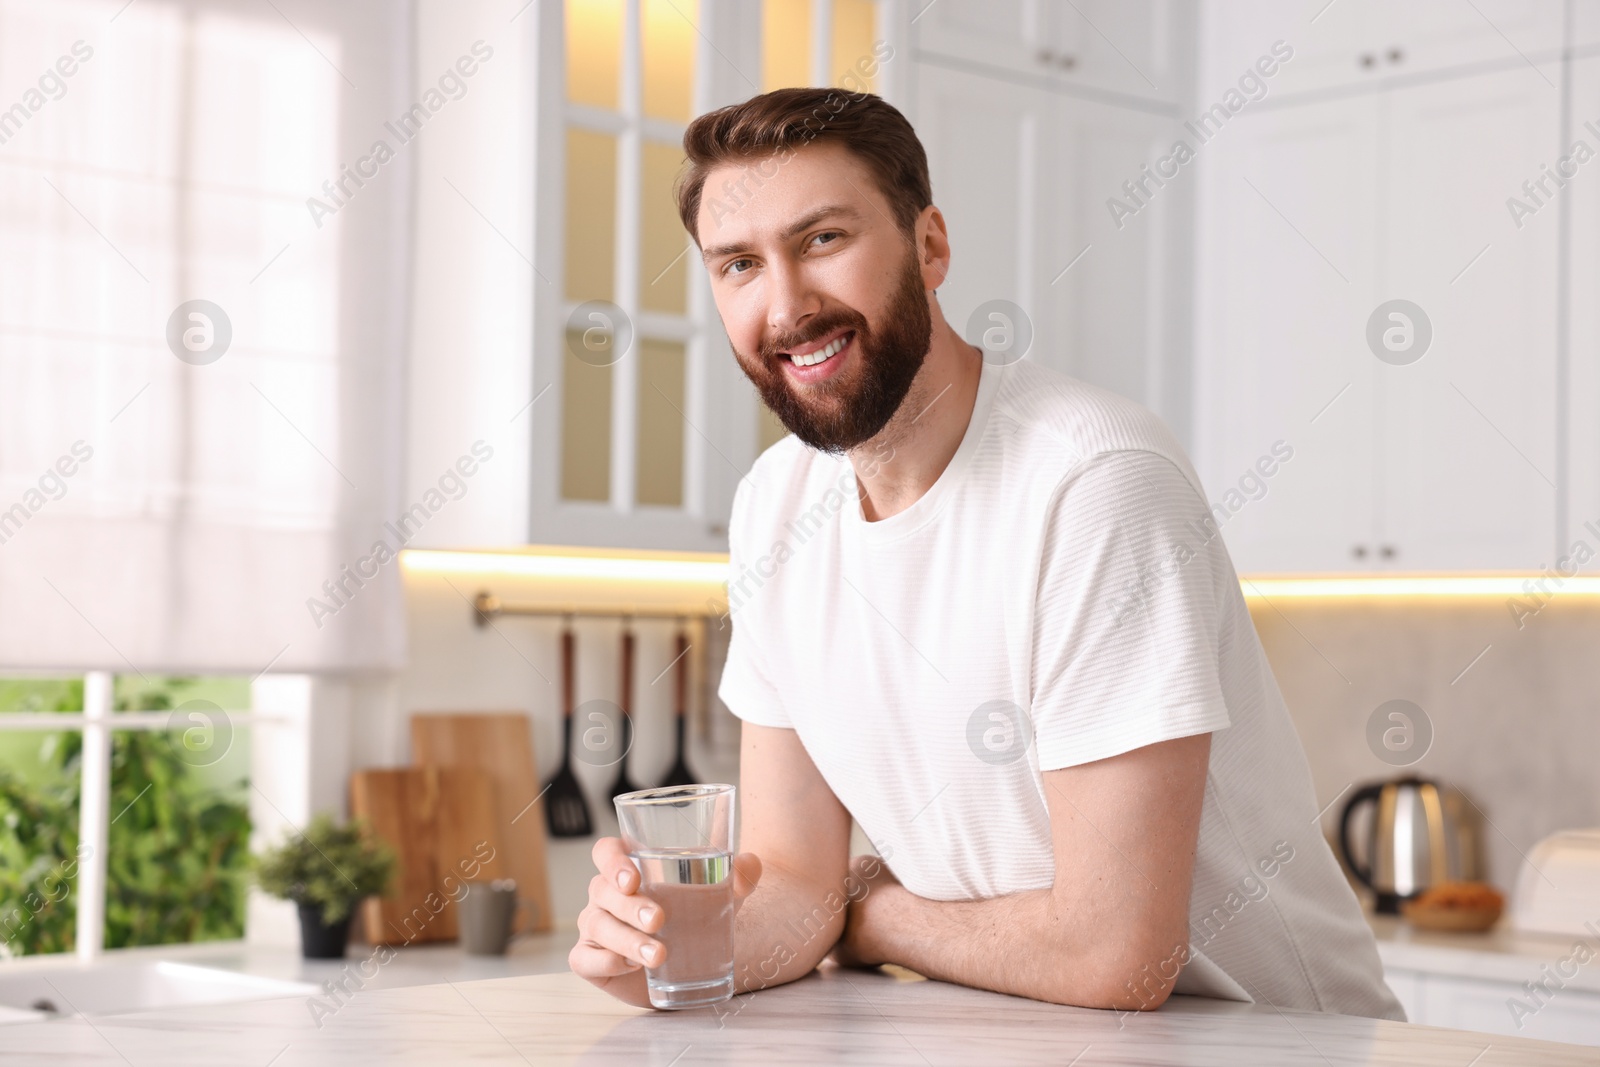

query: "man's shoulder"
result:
(989, 359), (1204, 496)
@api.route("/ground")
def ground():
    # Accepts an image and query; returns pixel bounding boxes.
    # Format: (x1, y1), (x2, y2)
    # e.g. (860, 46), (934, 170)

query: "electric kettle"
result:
(1337, 775), (1484, 914)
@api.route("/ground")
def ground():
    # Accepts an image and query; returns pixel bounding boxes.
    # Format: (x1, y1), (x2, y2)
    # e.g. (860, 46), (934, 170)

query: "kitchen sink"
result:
(0, 960), (319, 1022)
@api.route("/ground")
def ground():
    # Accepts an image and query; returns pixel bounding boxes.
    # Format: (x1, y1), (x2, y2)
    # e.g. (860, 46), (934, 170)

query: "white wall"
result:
(403, 0), (540, 549)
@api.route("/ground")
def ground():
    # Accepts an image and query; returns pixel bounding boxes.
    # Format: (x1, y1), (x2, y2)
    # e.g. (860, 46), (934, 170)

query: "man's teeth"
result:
(790, 334), (848, 368)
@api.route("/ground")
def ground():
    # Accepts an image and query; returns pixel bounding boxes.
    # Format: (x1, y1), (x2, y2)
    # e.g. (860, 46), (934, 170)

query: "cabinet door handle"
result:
(1386, 47), (1405, 64)
(1352, 544), (1369, 559)
(1359, 52), (1377, 69)
(1379, 544), (1396, 559)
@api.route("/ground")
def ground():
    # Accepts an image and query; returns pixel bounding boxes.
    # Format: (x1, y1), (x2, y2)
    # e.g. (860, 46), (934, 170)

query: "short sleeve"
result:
(714, 479), (793, 729)
(1029, 450), (1232, 771)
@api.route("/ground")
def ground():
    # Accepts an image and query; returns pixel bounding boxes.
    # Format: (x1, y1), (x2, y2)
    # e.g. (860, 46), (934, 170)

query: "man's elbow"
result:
(1046, 938), (1186, 1012)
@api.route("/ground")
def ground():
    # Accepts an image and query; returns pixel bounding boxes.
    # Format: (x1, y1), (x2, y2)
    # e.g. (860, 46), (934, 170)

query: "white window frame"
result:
(0, 670), (287, 962)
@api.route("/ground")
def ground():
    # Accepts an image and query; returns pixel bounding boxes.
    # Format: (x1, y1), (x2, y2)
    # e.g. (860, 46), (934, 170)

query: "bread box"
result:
(1510, 829), (1600, 937)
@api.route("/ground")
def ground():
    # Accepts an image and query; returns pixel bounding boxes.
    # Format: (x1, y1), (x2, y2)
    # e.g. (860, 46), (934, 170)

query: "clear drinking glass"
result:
(613, 783), (737, 1010)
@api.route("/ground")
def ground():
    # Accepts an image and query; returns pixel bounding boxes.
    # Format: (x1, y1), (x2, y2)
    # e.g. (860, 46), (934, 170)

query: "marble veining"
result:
(0, 964), (1595, 1065)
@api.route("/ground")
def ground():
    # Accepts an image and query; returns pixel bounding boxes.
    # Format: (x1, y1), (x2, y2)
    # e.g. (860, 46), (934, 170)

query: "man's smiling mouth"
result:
(782, 328), (855, 368)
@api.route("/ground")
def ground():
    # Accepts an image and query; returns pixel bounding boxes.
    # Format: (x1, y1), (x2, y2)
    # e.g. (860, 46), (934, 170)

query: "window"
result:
(0, 672), (259, 958)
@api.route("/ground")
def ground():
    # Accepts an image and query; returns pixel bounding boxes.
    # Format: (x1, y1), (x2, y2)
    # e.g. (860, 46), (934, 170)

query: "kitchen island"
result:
(1, 962), (1593, 1065)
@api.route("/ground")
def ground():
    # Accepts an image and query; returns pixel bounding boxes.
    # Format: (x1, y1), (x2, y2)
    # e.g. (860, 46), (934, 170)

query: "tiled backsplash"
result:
(1249, 595), (1600, 896)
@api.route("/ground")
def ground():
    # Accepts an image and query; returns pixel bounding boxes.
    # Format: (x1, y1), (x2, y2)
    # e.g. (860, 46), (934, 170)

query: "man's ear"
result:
(916, 204), (952, 291)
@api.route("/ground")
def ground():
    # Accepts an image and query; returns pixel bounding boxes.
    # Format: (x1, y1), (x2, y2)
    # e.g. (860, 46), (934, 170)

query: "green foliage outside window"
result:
(0, 678), (251, 956)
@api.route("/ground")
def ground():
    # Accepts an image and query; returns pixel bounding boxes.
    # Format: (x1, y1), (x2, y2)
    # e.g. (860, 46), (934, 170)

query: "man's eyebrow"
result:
(699, 203), (866, 263)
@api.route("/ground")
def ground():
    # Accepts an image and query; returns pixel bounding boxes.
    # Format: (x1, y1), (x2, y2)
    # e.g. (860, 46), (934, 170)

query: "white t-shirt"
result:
(717, 355), (1404, 1020)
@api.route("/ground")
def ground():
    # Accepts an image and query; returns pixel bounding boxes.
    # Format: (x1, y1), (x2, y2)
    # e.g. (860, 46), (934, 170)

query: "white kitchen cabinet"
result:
(1565, 56), (1600, 565)
(910, 51), (1188, 434)
(1195, 64), (1562, 572)
(913, 0), (1189, 105)
(1201, 1), (1566, 101)
(911, 62), (1067, 372)
(1193, 93), (1382, 573)
(1060, 99), (1191, 430)
(1378, 66), (1561, 571)
(1382, 968), (1422, 1021)
(1385, 966), (1600, 1047)
(909, 0), (1040, 75)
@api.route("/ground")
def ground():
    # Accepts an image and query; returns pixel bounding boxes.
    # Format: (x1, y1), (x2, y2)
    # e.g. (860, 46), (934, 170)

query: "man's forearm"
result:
(867, 885), (1172, 1010)
(732, 862), (855, 994)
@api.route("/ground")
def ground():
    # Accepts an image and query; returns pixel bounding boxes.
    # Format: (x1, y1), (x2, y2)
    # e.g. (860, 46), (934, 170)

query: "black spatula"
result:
(545, 621), (592, 837)
(609, 624), (643, 801)
(660, 627), (697, 788)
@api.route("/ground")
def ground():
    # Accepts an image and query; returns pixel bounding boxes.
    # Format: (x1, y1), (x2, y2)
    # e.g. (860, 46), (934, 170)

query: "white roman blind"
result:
(0, 0), (412, 672)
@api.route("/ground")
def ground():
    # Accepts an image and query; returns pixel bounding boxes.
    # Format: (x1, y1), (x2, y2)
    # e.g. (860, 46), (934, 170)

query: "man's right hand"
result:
(569, 836), (763, 1008)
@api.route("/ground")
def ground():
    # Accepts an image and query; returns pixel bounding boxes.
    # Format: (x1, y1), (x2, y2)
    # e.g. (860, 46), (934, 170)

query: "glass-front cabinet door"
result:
(532, 0), (886, 551)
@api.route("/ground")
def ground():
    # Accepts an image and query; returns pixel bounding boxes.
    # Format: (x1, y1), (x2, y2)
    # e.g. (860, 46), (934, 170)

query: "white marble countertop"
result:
(2, 963), (1597, 1065)
(1368, 914), (1600, 994)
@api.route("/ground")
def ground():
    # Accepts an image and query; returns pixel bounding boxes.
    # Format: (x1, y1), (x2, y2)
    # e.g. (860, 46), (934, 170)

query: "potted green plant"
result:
(253, 814), (395, 958)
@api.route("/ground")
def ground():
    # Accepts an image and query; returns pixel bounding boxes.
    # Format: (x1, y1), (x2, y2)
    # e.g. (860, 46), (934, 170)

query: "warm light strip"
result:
(1238, 575), (1600, 599)
(400, 548), (729, 585)
(402, 551), (1594, 599)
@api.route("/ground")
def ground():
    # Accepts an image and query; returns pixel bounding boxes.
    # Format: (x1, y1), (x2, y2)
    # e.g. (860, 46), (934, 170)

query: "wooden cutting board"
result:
(349, 767), (507, 945)
(410, 713), (554, 933)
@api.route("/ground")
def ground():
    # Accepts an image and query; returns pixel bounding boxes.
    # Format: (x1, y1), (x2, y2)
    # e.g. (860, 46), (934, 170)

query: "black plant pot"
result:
(297, 902), (352, 959)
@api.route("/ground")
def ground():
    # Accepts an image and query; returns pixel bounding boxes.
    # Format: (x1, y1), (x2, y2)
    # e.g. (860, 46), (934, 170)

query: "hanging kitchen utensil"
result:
(659, 624), (697, 788)
(544, 619), (592, 837)
(609, 621), (642, 801)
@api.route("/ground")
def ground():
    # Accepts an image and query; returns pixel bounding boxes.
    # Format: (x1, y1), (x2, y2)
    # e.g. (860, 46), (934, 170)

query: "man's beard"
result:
(734, 244), (932, 455)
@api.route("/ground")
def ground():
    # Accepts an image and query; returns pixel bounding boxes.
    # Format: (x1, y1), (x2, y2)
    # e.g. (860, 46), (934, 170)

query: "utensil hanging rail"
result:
(472, 591), (713, 627)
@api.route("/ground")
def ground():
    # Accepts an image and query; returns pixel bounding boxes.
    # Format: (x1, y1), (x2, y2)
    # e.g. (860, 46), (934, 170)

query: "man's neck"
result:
(847, 315), (984, 523)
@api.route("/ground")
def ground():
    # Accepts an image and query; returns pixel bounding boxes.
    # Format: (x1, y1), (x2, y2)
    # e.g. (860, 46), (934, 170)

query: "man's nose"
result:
(765, 256), (821, 341)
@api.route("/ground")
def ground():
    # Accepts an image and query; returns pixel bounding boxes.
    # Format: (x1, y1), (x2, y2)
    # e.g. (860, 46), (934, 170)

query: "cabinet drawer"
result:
(1417, 973), (1600, 1047)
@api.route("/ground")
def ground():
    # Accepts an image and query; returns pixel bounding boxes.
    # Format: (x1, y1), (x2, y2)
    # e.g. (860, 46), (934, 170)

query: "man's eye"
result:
(724, 258), (752, 276)
(812, 231), (841, 248)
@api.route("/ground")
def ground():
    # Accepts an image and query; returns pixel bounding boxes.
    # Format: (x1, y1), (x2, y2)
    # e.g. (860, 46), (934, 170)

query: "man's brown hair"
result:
(674, 87), (932, 248)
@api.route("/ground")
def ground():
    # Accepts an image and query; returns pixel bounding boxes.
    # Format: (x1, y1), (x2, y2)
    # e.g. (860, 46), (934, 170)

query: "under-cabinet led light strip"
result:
(403, 550), (1600, 599)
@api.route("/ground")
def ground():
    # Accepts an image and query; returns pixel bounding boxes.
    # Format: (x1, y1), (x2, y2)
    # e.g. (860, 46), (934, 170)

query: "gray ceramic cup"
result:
(459, 879), (522, 955)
